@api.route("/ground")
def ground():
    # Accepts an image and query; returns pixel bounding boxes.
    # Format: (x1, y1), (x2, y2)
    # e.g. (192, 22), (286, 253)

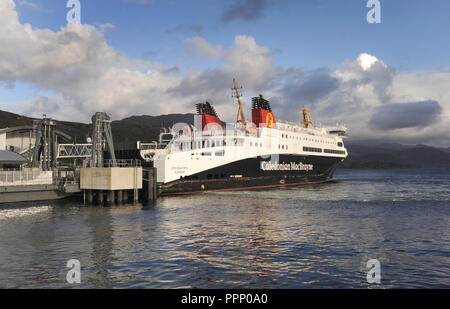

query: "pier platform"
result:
(80, 160), (150, 205)
(0, 184), (80, 204)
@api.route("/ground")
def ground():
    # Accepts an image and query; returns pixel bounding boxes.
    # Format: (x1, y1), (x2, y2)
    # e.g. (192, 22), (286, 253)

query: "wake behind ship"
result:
(140, 79), (348, 195)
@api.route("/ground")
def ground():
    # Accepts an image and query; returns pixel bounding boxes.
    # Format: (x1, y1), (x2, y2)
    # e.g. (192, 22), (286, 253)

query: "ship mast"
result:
(232, 78), (246, 124)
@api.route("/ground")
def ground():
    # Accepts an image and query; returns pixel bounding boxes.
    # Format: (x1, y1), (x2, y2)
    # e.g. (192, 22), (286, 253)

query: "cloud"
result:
(222, 0), (271, 22)
(283, 68), (339, 103)
(141, 50), (159, 59)
(172, 35), (277, 100)
(166, 23), (203, 35)
(268, 68), (340, 121)
(0, 0), (176, 121)
(183, 37), (223, 61)
(335, 53), (395, 103)
(98, 23), (115, 33)
(0, 0), (450, 146)
(18, 1), (41, 10)
(313, 57), (450, 145)
(369, 101), (442, 130)
(25, 95), (61, 116)
(222, 35), (277, 90)
(162, 66), (180, 75)
(0, 1), (276, 124)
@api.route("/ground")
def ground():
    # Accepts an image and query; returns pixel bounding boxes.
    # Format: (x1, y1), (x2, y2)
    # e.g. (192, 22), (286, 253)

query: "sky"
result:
(0, 0), (450, 146)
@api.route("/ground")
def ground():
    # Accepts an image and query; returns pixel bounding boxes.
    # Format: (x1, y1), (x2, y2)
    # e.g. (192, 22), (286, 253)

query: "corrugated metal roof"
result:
(0, 150), (28, 163)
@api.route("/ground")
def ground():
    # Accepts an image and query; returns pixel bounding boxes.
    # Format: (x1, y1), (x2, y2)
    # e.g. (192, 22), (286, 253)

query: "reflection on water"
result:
(0, 206), (52, 221)
(0, 169), (449, 288)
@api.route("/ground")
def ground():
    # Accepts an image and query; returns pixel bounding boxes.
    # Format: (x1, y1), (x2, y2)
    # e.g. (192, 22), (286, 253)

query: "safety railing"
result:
(0, 170), (53, 186)
(102, 159), (141, 168)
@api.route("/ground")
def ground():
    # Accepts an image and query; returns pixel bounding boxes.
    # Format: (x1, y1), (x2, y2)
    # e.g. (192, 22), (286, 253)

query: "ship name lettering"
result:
(260, 161), (313, 171)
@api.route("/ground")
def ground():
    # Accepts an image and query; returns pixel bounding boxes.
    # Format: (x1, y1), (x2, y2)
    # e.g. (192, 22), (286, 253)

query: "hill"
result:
(0, 109), (194, 149)
(112, 114), (195, 149)
(341, 143), (450, 169)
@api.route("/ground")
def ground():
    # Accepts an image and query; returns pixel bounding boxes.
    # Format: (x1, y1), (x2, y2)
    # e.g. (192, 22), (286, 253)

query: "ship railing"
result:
(102, 159), (142, 168)
(0, 169), (53, 186)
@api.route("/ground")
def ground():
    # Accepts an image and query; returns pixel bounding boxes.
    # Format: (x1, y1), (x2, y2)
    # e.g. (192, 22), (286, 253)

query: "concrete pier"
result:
(80, 166), (143, 205)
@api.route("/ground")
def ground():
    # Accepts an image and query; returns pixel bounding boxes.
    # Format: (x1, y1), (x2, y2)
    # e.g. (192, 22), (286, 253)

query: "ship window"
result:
(260, 143), (262, 147)
(215, 150), (225, 156)
(324, 149), (346, 155)
(162, 134), (173, 140)
(338, 142), (343, 147)
(303, 147), (322, 153)
(282, 145), (284, 149)
(201, 152), (212, 156)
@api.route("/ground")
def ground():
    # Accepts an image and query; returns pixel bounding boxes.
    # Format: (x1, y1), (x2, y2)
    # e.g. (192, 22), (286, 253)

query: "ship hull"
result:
(159, 154), (343, 195)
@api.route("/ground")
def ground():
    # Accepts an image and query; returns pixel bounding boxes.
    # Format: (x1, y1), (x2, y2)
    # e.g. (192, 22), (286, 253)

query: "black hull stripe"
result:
(159, 179), (328, 196)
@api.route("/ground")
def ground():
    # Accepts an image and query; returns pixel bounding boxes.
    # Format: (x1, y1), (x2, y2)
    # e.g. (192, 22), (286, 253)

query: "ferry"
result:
(140, 79), (348, 195)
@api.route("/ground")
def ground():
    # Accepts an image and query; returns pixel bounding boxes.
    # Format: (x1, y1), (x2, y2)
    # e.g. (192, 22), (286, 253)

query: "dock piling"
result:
(106, 190), (114, 205)
(97, 190), (104, 205)
(87, 190), (94, 204)
(142, 167), (158, 202)
(117, 190), (122, 204)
